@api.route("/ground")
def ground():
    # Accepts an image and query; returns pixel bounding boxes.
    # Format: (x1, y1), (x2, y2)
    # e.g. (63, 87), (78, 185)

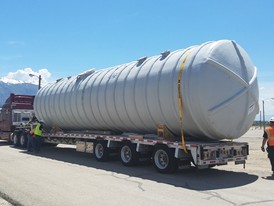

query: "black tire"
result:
(153, 145), (178, 174)
(13, 133), (20, 147)
(19, 133), (27, 148)
(8, 133), (15, 144)
(94, 140), (109, 161)
(120, 142), (139, 166)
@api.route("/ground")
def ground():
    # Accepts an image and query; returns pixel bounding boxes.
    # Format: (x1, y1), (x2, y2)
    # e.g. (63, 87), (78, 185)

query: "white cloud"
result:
(0, 68), (51, 86)
(7, 41), (26, 46)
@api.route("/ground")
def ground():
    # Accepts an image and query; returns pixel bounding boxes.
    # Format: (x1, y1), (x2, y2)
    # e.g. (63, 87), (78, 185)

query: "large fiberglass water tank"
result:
(34, 40), (259, 140)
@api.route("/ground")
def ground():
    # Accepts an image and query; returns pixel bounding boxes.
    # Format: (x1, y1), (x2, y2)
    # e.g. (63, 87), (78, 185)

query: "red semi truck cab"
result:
(0, 93), (35, 141)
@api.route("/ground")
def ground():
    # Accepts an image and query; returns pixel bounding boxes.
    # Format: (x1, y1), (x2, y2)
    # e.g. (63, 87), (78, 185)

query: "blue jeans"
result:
(27, 134), (34, 151)
(34, 135), (42, 152)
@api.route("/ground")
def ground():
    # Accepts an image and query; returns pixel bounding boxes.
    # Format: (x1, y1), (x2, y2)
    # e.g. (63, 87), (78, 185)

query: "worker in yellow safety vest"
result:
(261, 117), (274, 176)
(33, 121), (44, 153)
(27, 116), (38, 152)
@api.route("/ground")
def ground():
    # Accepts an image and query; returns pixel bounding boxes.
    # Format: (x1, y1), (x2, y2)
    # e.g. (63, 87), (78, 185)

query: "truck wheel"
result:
(153, 145), (178, 174)
(120, 142), (139, 166)
(19, 133), (27, 148)
(94, 140), (109, 161)
(13, 134), (20, 147)
(8, 133), (15, 144)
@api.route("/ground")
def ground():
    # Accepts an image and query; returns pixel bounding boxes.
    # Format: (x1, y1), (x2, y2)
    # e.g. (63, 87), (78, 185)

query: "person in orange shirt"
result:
(261, 117), (274, 176)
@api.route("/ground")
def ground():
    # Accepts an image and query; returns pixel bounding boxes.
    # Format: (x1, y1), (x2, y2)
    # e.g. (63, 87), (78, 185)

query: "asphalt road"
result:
(0, 128), (274, 206)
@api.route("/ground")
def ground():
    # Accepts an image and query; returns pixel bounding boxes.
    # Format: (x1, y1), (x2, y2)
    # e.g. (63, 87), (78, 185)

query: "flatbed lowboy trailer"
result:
(12, 126), (248, 173)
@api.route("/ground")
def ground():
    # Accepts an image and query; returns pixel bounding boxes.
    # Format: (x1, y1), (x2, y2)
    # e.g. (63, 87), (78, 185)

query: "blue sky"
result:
(1, 0), (274, 117)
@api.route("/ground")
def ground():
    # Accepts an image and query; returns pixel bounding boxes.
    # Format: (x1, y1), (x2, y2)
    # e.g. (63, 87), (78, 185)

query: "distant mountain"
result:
(0, 81), (38, 107)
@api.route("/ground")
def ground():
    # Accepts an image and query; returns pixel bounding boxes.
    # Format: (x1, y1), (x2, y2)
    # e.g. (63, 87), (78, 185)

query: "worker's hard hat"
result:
(269, 117), (274, 122)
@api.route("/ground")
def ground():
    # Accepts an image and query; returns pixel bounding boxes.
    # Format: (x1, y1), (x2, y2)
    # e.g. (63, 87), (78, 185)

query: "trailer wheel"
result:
(120, 142), (139, 166)
(94, 140), (109, 161)
(153, 145), (178, 174)
(13, 133), (20, 147)
(19, 133), (27, 148)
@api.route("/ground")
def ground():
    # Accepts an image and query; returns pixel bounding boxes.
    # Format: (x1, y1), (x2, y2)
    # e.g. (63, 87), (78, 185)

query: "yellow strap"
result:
(178, 52), (191, 153)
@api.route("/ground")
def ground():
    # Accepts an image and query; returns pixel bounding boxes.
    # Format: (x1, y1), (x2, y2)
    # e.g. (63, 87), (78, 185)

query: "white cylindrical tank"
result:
(34, 40), (259, 140)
